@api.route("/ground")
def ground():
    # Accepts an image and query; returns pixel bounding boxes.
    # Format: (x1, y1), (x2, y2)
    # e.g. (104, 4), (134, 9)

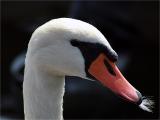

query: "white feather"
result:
(139, 97), (154, 112)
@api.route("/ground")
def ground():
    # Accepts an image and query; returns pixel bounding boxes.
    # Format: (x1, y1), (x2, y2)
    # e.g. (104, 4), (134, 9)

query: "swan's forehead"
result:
(39, 18), (111, 46)
(30, 18), (115, 60)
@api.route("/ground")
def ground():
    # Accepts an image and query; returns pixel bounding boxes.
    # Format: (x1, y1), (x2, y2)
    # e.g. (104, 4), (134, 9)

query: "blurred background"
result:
(1, 0), (159, 119)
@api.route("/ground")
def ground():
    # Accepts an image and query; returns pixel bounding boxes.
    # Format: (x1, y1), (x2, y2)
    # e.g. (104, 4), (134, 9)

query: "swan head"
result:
(26, 18), (150, 110)
(27, 18), (117, 78)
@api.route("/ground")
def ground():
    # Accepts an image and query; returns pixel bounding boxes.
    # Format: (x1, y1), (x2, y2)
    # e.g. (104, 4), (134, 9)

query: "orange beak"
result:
(88, 53), (141, 103)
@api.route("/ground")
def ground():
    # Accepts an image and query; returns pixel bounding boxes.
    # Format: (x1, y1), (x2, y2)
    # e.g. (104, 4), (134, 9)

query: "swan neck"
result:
(23, 66), (65, 120)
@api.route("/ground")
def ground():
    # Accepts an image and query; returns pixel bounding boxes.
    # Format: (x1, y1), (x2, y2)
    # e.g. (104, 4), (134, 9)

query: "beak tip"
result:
(135, 91), (143, 105)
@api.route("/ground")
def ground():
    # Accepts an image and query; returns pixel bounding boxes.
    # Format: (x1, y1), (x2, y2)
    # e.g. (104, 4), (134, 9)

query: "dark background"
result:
(1, 1), (159, 119)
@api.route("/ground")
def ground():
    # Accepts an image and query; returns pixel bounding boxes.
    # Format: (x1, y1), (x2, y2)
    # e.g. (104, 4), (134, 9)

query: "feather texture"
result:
(139, 96), (154, 112)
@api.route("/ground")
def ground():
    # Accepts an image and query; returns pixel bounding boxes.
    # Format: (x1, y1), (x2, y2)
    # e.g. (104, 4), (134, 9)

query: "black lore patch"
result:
(70, 39), (118, 79)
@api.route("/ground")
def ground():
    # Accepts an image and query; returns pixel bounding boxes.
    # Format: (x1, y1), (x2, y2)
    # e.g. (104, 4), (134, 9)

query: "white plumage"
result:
(24, 18), (113, 119)
(23, 18), (154, 120)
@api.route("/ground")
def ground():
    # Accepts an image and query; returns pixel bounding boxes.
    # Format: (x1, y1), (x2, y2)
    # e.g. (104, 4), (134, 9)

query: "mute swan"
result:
(23, 18), (154, 120)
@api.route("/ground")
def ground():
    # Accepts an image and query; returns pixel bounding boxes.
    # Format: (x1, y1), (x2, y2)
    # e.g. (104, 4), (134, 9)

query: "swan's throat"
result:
(23, 66), (65, 120)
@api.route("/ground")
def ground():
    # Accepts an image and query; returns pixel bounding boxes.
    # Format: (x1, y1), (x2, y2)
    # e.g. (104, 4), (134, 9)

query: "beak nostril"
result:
(104, 59), (116, 76)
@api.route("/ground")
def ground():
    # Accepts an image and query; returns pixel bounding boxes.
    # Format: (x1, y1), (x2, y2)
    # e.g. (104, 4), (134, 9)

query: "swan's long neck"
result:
(23, 62), (65, 120)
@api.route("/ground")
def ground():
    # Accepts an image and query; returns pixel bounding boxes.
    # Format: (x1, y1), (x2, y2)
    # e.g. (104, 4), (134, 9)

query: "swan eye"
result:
(70, 39), (118, 62)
